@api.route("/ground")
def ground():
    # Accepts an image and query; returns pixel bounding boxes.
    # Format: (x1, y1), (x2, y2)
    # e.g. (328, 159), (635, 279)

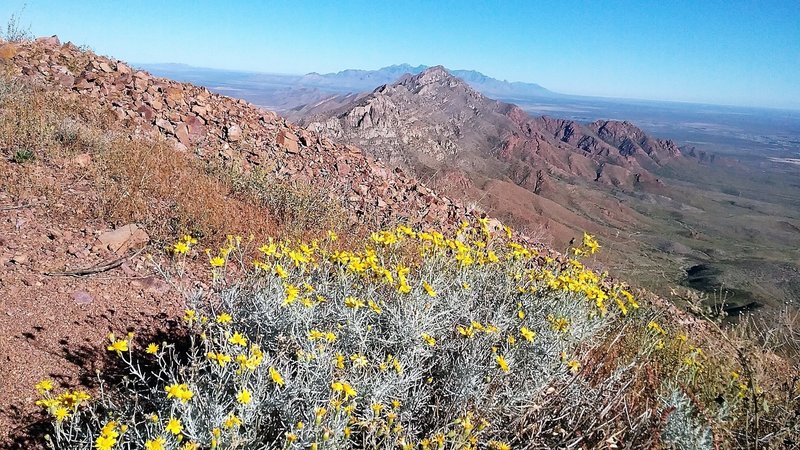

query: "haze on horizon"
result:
(1, 0), (798, 110)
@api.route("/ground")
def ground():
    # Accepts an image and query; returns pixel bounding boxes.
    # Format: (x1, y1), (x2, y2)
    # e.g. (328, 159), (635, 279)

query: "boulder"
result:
(35, 35), (60, 47)
(155, 118), (174, 133)
(137, 105), (156, 121)
(184, 116), (206, 143)
(226, 123), (242, 142)
(175, 122), (190, 146)
(276, 130), (299, 154)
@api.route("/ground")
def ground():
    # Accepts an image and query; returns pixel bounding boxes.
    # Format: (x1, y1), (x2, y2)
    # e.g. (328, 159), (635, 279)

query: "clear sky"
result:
(1, 0), (798, 109)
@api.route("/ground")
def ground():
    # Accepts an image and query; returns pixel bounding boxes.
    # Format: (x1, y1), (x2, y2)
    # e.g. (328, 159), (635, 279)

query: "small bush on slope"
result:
(32, 222), (793, 449)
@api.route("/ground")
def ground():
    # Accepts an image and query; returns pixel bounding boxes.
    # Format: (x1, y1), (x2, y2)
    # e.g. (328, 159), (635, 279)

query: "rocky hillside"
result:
(1, 37), (472, 229)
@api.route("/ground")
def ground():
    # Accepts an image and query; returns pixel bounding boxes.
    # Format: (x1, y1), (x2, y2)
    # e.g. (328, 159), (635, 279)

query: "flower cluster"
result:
(38, 220), (762, 449)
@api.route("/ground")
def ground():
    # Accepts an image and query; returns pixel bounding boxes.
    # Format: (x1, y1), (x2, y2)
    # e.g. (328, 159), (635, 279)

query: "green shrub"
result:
(12, 147), (34, 163)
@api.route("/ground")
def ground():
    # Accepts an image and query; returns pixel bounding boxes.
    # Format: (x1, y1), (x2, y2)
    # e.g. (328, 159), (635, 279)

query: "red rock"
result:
(336, 162), (351, 176)
(117, 62), (131, 75)
(71, 290), (93, 305)
(175, 123), (190, 146)
(54, 72), (74, 87)
(276, 130), (299, 154)
(73, 77), (94, 90)
(137, 105), (156, 121)
(165, 86), (183, 102)
(97, 224), (149, 255)
(133, 77), (148, 91)
(184, 116), (206, 143)
(98, 62), (113, 73)
(191, 104), (207, 116)
(72, 153), (92, 168)
(155, 118), (173, 133)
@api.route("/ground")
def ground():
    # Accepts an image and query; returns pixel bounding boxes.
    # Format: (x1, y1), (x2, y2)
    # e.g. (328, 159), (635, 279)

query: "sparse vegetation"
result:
(11, 147), (34, 163)
(1, 6), (32, 43)
(228, 167), (347, 238)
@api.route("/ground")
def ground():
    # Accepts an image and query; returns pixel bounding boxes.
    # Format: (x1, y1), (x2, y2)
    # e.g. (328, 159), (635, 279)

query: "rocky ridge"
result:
(0, 37), (470, 228)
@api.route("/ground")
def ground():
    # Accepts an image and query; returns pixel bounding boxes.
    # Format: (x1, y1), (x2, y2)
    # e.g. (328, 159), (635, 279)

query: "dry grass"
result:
(95, 136), (278, 242)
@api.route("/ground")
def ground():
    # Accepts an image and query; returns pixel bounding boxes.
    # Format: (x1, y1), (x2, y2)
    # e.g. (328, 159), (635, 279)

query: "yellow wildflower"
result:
(421, 333), (436, 347)
(223, 413), (242, 429)
(495, 354), (510, 373)
(228, 332), (247, 346)
(283, 284), (300, 306)
(350, 354), (368, 368)
(183, 309), (196, 323)
(422, 281), (438, 297)
(146, 343), (159, 354)
(209, 256), (225, 267)
(107, 338), (129, 354)
(457, 325), (475, 338)
(582, 232), (600, 254)
(237, 389), (252, 405)
(53, 406), (69, 422)
(35, 379), (53, 394)
(549, 316), (570, 333)
(145, 437), (166, 450)
(489, 441), (512, 450)
(165, 417), (183, 435)
(647, 321), (666, 335)
(334, 353), (345, 369)
(344, 296), (365, 309)
(269, 366), (285, 387)
(273, 263), (288, 279)
(164, 383), (193, 403)
(172, 241), (190, 255)
(520, 326), (536, 342)
(216, 313), (232, 324)
(368, 299), (383, 314)
(567, 359), (581, 374)
(308, 329), (324, 341)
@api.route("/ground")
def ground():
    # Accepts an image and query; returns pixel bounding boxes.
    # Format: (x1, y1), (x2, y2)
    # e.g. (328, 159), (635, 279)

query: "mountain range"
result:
(138, 62), (558, 112)
(298, 63), (556, 98)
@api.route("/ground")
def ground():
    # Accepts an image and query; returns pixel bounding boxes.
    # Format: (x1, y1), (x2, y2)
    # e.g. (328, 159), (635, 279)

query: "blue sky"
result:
(1, 0), (798, 108)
